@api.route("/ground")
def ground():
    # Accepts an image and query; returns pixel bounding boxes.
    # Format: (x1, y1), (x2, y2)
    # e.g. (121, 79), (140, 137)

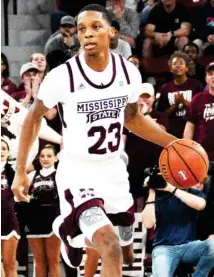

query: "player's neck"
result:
(84, 50), (110, 72)
(174, 75), (187, 85)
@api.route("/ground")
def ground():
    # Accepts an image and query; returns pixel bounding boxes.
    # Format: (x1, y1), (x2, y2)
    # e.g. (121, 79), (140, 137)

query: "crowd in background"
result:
(1, 0), (214, 276)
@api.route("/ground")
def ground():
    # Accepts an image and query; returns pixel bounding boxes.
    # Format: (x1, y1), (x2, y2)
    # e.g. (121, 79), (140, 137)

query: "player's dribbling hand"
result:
(11, 172), (31, 202)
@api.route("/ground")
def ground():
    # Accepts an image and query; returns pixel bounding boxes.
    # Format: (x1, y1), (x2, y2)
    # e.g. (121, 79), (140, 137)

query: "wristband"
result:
(171, 187), (178, 195)
(145, 201), (155, 205)
(143, 112), (149, 116)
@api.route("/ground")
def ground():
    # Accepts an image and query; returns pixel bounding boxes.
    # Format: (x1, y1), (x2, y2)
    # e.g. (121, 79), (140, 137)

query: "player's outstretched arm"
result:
(12, 99), (49, 202)
(124, 102), (177, 147)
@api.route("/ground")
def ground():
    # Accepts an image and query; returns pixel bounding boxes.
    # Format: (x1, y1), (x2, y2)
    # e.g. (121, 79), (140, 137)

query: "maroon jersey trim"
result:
(65, 62), (74, 92)
(75, 53), (116, 89)
(119, 55), (130, 85)
(57, 102), (67, 128)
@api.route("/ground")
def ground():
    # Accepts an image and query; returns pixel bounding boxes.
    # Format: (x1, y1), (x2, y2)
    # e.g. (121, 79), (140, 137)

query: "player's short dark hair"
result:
(111, 20), (120, 32)
(169, 51), (189, 66)
(183, 42), (200, 54)
(77, 4), (112, 25)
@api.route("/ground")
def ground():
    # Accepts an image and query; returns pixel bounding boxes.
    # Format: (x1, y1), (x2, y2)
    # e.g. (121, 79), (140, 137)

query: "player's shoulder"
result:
(45, 62), (68, 78)
(115, 53), (142, 82)
(43, 56), (77, 81)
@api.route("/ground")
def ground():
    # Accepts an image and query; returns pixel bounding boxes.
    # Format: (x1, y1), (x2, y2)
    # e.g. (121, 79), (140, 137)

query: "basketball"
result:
(159, 139), (209, 188)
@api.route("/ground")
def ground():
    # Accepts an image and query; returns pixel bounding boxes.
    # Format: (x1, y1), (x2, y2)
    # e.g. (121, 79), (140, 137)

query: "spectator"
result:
(30, 53), (48, 81)
(183, 42), (206, 86)
(156, 51), (203, 138)
(142, 180), (214, 277)
(24, 144), (61, 277)
(178, 0), (206, 8)
(1, 138), (20, 277)
(11, 62), (57, 122)
(140, 0), (158, 26)
(45, 16), (80, 58)
(127, 54), (140, 68)
(193, 0), (214, 54)
(110, 20), (132, 58)
(46, 50), (69, 71)
(51, 0), (107, 33)
(143, 0), (191, 58)
(124, 0), (138, 10)
(12, 62), (40, 108)
(124, 83), (169, 211)
(1, 53), (17, 95)
(127, 54), (150, 82)
(107, 0), (140, 48)
(184, 62), (214, 239)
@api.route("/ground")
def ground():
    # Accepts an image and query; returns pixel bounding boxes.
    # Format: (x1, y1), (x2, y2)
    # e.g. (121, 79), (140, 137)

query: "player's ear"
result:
(108, 27), (115, 39)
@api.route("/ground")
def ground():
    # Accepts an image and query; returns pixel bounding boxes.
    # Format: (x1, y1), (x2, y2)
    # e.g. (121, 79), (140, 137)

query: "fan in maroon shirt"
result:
(184, 62), (214, 161)
(157, 51), (203, 138)
(1, 53), (17, 95)
(184, 62), (214, 241)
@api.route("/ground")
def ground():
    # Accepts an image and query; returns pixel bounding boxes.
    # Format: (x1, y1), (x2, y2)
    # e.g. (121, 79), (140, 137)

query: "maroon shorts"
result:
(58, 189), (135, 244)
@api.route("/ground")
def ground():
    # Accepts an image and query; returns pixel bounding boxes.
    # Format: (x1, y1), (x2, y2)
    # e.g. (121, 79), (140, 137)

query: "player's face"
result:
(31, 53), (47, 73)
(184, 46), (198, 61)
(170, 57), (188, 77)
(206, 70), (214, 89)
(39, 148), (57, 168)
(1, 141), (10, 162)
(77, 11), (114, 56)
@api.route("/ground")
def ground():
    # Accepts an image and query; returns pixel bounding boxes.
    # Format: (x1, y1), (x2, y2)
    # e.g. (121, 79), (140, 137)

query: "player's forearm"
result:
(16, 109), (42, 173)
(125, 113), (177, 147)
(170, 187), (206, 211)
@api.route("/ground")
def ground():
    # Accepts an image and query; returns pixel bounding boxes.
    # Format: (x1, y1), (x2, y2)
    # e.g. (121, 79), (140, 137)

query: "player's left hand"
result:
(11, 171), (30, 202)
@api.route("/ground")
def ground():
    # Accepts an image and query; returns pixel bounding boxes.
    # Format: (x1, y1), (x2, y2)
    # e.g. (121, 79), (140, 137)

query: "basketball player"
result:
(12, 4), (177, 276)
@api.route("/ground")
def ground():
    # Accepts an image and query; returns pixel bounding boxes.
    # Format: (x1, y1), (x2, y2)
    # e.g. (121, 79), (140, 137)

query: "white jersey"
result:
(37, 51), (141, 162)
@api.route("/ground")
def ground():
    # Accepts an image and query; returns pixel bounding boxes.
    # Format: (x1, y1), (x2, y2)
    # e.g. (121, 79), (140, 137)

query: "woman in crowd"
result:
(30, 52), (48, 81)
(1, 53), (17, 95)
(25, 144), (61, 277)
(1, 138), (20, 277)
